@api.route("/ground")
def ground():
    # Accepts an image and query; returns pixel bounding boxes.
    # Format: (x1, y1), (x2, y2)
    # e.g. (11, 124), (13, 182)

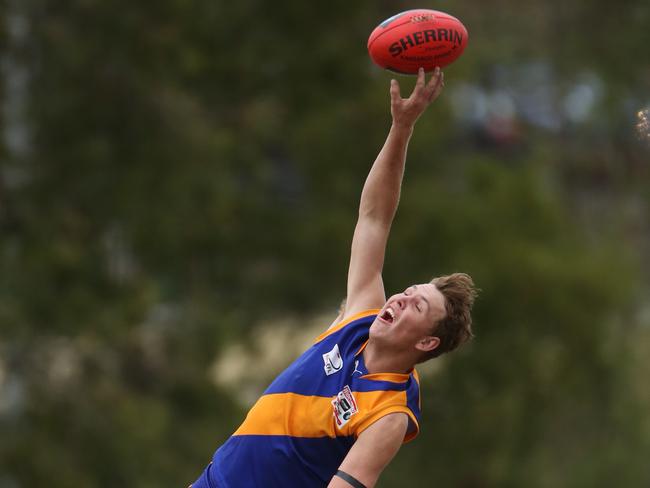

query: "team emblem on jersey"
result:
(323, 343), (343, 376)
(332, 385), (358, 428)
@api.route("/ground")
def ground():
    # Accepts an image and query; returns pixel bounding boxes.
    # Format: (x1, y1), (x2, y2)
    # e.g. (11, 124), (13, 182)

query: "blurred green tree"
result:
(0, 0), (648, 486)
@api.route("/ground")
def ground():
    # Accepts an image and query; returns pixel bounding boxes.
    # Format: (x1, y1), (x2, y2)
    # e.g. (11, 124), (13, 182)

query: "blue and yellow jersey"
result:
(204, 310), (422, 487)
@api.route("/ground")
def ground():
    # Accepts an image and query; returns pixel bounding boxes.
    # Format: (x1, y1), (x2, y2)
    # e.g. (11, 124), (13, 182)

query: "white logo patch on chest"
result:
(322, 343), (343, 376)
(332, 385), (359, 429)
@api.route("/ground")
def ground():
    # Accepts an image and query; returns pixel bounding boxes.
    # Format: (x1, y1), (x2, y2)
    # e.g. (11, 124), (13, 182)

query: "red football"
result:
(368, 9), (469, 74)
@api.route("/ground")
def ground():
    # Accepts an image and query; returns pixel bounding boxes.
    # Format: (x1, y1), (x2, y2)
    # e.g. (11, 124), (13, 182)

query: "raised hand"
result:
(390, 67), (445, 129)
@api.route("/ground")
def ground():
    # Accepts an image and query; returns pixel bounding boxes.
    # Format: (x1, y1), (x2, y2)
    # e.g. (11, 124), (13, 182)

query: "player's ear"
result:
(415, 336), (440, 352)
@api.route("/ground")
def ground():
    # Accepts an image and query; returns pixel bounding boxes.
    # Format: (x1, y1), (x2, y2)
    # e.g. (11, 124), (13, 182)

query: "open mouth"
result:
(379, 307), (396, 325)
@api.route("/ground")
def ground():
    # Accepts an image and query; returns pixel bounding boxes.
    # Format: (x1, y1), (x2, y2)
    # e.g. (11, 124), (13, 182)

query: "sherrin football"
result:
(368, 9), (468, 74)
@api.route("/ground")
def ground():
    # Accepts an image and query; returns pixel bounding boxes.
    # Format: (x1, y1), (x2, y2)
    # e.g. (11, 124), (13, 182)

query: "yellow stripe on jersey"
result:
(360, 372), (411, 383)
(234, 393), (334, 438)
(356, 405), (419, 443)
(233, 390), (419, 440)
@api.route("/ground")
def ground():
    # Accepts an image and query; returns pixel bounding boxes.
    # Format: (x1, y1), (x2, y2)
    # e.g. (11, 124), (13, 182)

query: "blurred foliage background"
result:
(1, 0), (649, 486)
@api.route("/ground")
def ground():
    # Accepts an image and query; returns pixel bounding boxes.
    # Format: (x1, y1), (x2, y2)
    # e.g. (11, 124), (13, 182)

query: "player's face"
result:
(370, 283), (446, 351)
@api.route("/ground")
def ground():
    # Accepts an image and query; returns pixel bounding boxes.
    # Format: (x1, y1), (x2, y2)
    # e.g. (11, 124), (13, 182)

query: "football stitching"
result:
(368, 13), (463, 52)
(411, 14), (436, 23)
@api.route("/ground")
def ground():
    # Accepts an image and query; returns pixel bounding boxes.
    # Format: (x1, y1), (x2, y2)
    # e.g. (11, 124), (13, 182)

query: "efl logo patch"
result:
(332, 385), (358, 429)
(323, 343), (343, 376)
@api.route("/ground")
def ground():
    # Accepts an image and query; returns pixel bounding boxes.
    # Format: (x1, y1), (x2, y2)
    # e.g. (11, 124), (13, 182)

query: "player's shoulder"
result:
(374, 411), (409, 429)
(358, 411), (409, 445)
(315, 308), (380, 344)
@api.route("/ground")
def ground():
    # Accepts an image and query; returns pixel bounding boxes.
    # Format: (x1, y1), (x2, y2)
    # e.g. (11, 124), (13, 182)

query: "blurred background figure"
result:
(1, 1), (649, 487)
(637, 108), (650, 143)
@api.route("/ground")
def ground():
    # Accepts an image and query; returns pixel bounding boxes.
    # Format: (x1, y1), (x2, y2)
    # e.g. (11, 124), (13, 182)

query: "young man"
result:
(190, 67), (477, 488)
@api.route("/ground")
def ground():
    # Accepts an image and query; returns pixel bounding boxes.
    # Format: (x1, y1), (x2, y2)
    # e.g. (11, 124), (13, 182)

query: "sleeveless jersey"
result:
(202, 310), (422, 487)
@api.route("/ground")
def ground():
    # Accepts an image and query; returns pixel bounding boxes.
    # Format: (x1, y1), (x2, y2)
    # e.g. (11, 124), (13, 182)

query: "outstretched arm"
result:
(327, 413), (409, 488)
(341, 68), (445, 320)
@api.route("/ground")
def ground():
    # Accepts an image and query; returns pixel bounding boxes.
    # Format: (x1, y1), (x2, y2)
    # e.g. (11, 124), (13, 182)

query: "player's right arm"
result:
(339, 68), (445, 321)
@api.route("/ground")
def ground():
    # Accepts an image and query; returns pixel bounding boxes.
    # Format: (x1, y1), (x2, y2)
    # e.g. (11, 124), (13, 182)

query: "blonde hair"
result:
(420, 273), (477, 361)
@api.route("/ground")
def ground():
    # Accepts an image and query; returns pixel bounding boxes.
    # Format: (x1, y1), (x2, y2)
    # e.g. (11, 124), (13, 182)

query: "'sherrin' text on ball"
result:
(389, 29), (463, 57)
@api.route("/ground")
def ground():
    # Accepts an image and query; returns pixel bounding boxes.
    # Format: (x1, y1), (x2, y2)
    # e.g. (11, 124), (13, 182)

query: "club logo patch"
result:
(323, 343), (343, 376)
(332, 385), (358, 429)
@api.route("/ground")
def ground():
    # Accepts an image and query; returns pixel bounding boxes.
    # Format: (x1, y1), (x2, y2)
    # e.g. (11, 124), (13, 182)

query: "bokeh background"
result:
(1, 0), (650, 486)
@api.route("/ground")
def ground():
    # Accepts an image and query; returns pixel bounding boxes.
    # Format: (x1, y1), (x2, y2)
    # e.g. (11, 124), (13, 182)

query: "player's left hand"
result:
(390, 67), (444, 129)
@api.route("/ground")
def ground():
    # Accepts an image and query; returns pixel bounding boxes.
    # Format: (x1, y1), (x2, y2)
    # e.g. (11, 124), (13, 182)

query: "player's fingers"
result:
(428, 69), (444, 101)
(426, 66), (442, 91)
(414, 67), (425, 93)
(390, 79), (401, 102)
